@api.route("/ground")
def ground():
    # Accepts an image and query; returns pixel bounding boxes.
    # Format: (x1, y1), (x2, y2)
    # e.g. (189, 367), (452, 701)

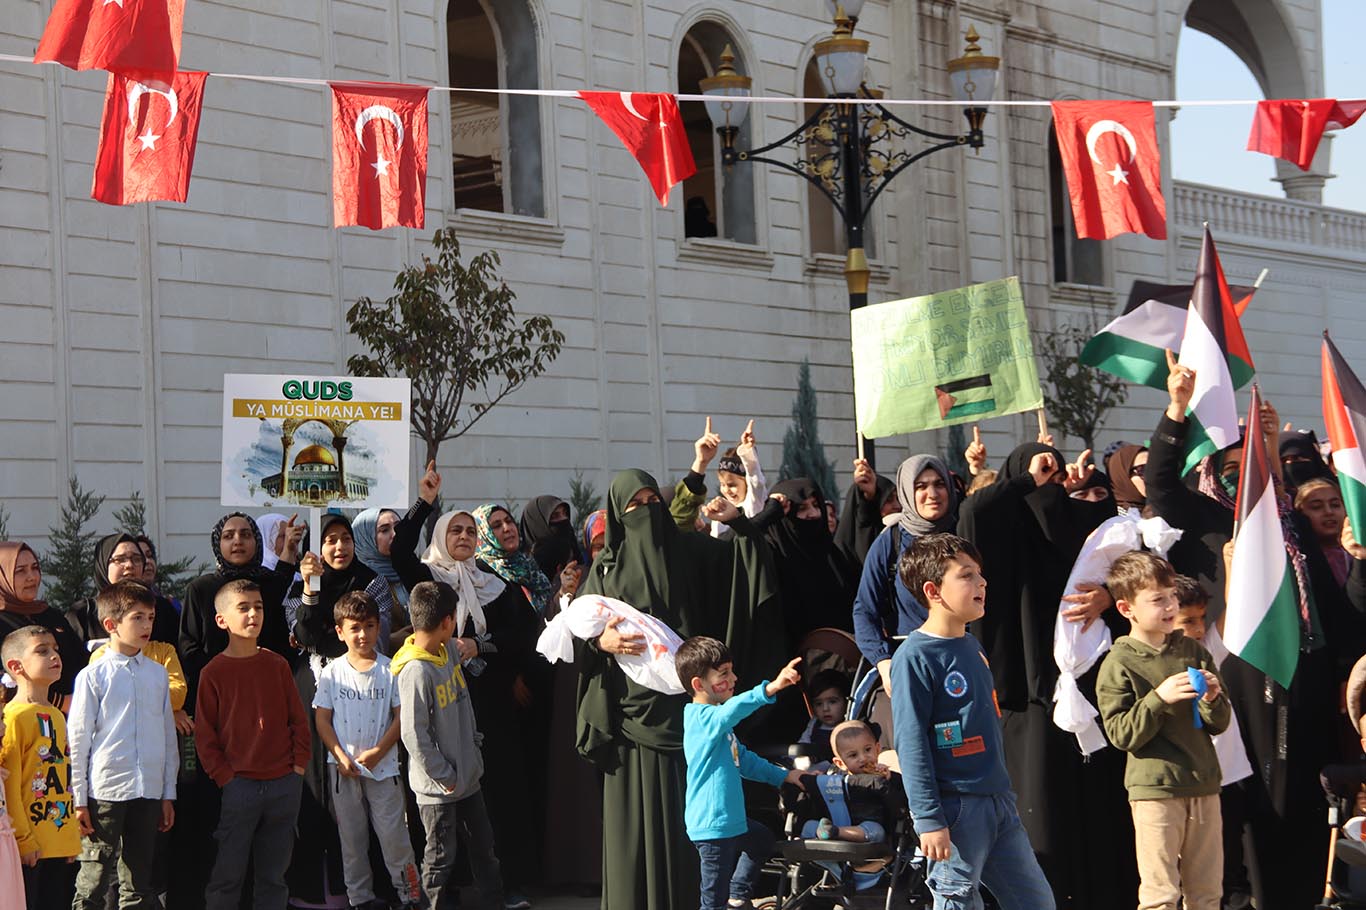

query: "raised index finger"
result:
(705, 416), (713, 435)
(1076, 448), (1093, 468)
(972, 425), (981, 444)
(1165, 348), (1177, 371)
(744, 419), (755, 436)
(287, 513), (299, 527)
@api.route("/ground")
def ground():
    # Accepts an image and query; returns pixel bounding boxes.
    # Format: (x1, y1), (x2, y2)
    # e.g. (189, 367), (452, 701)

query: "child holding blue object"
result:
(889, 533), (1056, 910)
(678, 636), (806, 910)
(1098, 551), (1229, 910)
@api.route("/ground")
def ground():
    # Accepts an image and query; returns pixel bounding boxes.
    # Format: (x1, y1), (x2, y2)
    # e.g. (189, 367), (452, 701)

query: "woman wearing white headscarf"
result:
(389, 465), (541, 902)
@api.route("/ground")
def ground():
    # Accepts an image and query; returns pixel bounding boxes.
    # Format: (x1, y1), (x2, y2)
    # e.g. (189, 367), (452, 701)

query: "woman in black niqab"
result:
(764, 477), (859, 644)
(957, 441), (1130, 910)
(576, 469), (779, 910)
(834, 470), (896, 565)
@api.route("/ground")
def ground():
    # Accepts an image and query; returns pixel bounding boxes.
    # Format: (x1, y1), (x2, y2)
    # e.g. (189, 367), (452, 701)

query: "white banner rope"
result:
(0, 53), (1275, 108)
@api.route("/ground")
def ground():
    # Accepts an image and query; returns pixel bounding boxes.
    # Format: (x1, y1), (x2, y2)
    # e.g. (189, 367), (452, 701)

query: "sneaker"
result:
(816, 818), (835, 840)
(504, 895), (532, 910)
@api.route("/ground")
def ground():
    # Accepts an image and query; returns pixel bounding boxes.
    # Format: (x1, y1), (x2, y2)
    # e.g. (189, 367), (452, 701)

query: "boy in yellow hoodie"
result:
(1, 625), (80, 909)
(392, 581), (503, 910)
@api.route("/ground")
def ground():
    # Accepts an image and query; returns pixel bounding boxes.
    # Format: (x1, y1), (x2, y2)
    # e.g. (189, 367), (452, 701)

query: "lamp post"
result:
(701, 10), (999, 468)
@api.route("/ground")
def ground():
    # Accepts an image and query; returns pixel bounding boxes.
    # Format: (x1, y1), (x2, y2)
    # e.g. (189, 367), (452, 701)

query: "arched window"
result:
(447, 0), (544, 217)
(1047, 127), (1103, 285)
(677, 23), (755, 244)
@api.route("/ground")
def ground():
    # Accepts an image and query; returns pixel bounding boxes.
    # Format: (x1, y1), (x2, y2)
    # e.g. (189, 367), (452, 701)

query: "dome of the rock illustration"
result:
(293, 444), (337, 467)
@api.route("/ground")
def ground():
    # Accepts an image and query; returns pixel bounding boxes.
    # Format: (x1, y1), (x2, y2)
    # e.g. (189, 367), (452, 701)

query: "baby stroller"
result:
(758, 758), (930, 910)
(1317, 762), (1366, 909)
(753, 629), (930, 909)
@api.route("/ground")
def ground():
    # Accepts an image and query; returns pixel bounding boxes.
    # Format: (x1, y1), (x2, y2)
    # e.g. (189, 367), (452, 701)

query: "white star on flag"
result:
(371, 154), (391, 177)
(104, 0), (124, 6)
(1107, 163), (1129, 185)
(137, 129), (160, 150)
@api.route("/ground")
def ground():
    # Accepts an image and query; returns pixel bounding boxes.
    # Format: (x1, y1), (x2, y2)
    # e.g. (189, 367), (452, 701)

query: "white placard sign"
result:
(220, 374), (411, 510)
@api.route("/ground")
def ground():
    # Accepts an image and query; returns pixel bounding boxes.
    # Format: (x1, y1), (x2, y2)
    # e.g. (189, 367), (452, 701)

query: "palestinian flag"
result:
(1322, 332), (1366, 536)
(935, 374), (995, 420)
(1175, 227), (1254, 474)
(1080, 280), (1256, 392)
(1224, 384), (1300, 688)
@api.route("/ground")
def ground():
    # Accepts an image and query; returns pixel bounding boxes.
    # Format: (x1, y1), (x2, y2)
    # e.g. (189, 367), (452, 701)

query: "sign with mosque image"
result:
(220, 373), (411, 509)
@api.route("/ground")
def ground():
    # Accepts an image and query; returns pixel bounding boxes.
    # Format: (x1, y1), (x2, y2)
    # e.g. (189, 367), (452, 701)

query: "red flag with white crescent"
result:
(1050, 100), (1167, 241)
(92, 70), (206, 205)
(331, 82), (430, 230)
(1247, 98), (1366, 171)
(35, 0), (184, 76)
(579, 92), (696, 206)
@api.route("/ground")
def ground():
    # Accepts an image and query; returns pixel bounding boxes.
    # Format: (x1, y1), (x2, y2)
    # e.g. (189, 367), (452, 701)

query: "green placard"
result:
(851, 277), (1044, 438)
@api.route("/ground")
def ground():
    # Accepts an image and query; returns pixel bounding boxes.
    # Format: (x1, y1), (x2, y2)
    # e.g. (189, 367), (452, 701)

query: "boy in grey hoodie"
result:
(392, 581), (503, 910)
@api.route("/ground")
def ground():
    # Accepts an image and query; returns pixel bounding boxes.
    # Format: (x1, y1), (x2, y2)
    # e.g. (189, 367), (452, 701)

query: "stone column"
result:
(280, 433), (293, 500)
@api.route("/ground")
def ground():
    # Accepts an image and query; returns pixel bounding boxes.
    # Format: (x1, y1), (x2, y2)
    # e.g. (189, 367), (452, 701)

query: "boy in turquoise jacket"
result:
(678, 636), (805, 910)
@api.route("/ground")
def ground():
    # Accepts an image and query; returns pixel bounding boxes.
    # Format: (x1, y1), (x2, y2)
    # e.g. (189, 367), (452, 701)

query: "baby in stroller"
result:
(801, 720), (906, 844)
(767, 720), (928, 909)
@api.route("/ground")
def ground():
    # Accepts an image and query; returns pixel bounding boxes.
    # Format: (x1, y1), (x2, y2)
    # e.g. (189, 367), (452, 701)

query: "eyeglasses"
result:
(109, 555), (144, 567)
(1129, 464), (1146, 478)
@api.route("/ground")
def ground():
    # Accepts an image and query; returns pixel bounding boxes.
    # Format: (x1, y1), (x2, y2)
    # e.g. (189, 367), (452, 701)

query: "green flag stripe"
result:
(1236, 566), (1302, 689)
(1340, 469), (1366, 543)
(1079, 332), (1169, 391)
(1180, 410), (1219, 476)
(946, 399), (997, 419)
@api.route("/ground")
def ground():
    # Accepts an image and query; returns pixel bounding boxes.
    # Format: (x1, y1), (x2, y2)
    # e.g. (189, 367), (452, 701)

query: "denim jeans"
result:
(692, 818), (775, 910)
(417, 792), (503, 910)
(926, 793), (1055, 910)
(204, 773), (303, 910)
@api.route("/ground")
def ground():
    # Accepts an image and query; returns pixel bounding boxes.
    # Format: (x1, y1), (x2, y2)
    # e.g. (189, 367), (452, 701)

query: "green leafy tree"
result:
(42, 477), (104, 610)
(346, 228), (567, 467)
(567, 469), (603, 528)
(112, 491), (208, 601)
(779, 359), (839, 503)
(1036, 324), (1129, 451)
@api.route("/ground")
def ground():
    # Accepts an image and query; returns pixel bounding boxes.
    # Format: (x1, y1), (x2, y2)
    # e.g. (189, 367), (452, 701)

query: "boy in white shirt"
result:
(313, 591), (420, 910)
(67, 580), (177, 910)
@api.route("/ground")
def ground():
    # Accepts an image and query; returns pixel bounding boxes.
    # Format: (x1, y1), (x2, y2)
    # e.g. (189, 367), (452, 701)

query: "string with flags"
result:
(7, 0), (1365, 233)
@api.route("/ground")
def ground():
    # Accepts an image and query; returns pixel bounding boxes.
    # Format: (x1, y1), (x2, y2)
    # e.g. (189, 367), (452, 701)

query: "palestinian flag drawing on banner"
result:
(1322, 332), (1366, 538)
(935, 374), (996, 420)
(1080, 279), (1257, 392)
(1224, 384), (1300, 689)
(1174, 227), (1255, 474)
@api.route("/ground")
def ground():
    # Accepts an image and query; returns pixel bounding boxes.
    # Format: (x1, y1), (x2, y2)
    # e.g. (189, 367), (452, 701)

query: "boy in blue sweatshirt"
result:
(890, 533), (1055, 910)
(678, 636), (805, 910)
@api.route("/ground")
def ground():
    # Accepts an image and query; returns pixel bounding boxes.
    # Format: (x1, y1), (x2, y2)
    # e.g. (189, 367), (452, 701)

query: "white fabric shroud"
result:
(536, 594), (686, 695)
(1052, 510), (1183, 754)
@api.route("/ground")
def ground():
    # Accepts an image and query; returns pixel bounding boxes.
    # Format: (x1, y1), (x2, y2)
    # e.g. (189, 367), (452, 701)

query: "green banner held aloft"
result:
(851, 277), (1044, 438)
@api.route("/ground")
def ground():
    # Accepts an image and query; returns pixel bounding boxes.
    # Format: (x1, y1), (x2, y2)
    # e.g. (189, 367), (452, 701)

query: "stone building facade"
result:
(2, 0), (1364, 564)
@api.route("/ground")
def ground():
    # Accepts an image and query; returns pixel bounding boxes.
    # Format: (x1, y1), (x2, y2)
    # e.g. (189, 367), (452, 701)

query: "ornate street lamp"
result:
(702, 11), (999, 466)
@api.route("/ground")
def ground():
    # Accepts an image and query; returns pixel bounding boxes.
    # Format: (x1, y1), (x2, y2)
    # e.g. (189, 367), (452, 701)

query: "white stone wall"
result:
(1, 0), (1363, 573)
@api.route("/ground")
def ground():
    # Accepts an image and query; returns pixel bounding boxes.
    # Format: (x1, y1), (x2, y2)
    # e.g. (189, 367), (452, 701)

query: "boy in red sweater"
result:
(193, 579), (310, 910)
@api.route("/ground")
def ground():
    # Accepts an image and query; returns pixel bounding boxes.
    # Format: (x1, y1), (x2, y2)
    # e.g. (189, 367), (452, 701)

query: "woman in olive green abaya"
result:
(576, 469), (782, 910)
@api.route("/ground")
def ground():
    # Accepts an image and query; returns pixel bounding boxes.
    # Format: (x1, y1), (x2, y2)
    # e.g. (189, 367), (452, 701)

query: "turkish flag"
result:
(579, 92), (696, 206)
(92, 70), (205, 205)
(1051, 100), (1167, 241)
(34, 0), (184, 76)
(332, 82), (429, 230)
(1247, 98), (1366, 170)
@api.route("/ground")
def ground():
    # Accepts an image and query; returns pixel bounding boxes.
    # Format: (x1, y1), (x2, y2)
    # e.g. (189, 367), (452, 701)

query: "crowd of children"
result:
(1, 372), (1364, 910)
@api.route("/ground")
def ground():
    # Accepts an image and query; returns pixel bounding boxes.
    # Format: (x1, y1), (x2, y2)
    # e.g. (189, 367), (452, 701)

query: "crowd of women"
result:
(1, 352), (1363, 910)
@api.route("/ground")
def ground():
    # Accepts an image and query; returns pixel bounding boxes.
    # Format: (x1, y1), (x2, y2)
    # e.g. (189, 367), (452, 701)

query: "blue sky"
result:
(1170, 1), (1365, 212)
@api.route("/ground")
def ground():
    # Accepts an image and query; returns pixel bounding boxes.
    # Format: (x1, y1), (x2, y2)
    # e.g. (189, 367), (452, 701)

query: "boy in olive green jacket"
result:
(1097, 551), (1230, 910)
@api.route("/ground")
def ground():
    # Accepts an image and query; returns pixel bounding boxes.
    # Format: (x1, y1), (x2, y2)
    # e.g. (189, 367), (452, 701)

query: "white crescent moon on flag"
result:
(1085, 119), (1138, 165)
(619, 92), (650, 122)
(355, 105), (405, 150)
(126, 81), (178, 128)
